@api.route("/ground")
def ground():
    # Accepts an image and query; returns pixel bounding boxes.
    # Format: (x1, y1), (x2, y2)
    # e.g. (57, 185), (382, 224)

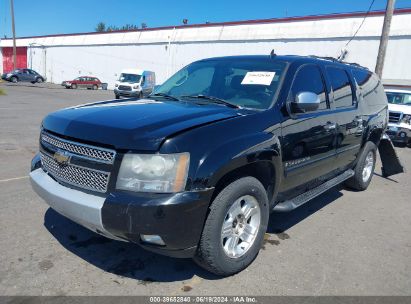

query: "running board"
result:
(273, 169), (355, 213)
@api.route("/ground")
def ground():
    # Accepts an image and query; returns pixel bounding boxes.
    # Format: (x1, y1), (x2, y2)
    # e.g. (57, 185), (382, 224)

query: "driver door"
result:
(281, 64), (338, 191)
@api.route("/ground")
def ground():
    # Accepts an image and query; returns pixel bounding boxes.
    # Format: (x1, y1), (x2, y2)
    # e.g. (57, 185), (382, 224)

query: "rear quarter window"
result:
(326, 66), (354, 108)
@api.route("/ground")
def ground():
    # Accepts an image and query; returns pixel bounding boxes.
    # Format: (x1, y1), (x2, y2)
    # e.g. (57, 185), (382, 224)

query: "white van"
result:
(114, 69), (156, 99)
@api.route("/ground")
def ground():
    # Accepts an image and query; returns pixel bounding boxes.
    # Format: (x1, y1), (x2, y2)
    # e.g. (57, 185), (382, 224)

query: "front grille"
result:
(40, 152), (110, 193)
(41, 132), (115, 164)
(118, 85), (132, 91)
(389, 111), (402, 123)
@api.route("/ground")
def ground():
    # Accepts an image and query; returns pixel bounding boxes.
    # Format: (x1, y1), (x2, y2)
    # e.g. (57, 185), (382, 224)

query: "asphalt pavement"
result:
(0, 82), (410, 296)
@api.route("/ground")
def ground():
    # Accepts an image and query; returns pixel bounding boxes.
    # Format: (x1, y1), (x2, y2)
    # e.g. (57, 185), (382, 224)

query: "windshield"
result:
(386, 92), (411, 105)
(119, 73), (141, 83)
(154, 58), (287, 109)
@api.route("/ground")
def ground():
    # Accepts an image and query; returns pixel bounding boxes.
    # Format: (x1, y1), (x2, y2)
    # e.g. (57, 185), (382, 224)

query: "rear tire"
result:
(345, 141), (377, 191)
(194, 177), (269, 276)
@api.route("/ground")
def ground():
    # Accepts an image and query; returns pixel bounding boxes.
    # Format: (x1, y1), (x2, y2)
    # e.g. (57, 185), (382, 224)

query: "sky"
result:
(1, 0), (411, 38)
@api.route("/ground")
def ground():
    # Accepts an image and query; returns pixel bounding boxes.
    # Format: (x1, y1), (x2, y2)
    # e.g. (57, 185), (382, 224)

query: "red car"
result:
(61, 76), (101, 90)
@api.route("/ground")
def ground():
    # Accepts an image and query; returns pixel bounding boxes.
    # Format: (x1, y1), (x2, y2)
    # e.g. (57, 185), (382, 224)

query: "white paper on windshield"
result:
(241, 72), (276, 85)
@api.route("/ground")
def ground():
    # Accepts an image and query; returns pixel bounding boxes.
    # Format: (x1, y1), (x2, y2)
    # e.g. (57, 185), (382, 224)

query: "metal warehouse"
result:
(1, 9), (411, 89)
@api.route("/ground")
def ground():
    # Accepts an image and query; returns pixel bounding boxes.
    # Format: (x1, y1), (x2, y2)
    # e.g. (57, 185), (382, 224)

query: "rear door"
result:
(281, 63), (338, 191)
(326, 66), (363, 168)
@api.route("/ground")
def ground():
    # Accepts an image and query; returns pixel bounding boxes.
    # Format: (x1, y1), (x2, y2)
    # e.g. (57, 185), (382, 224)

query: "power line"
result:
(344, 0), (376, 48)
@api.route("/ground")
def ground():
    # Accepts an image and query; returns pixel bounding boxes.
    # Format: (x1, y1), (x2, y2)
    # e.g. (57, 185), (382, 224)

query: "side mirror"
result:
(291, 91), (321, 113)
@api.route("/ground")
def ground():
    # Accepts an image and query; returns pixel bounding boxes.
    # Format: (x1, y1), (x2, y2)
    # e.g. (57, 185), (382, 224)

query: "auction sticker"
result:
(241, 71), (276, 85)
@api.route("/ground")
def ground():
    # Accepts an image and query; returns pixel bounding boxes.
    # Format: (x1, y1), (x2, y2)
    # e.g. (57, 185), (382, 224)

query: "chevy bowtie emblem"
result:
(54, 150), (70, 166)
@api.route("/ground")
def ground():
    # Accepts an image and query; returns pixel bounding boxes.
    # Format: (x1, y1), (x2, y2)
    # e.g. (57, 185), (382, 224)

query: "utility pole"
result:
(375, 0), (396, 78)
(10, 0), (17, 70)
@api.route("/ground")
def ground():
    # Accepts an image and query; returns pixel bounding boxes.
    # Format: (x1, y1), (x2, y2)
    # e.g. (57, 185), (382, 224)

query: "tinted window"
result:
(289, 64), (328, 112)
(326, 67), (353, 108)
(352, 69), (372, 86)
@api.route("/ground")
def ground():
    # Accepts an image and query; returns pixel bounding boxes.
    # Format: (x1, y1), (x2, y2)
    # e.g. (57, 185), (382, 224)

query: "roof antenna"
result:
(338, 48), (348, 62)
(270, 49), (276, 58)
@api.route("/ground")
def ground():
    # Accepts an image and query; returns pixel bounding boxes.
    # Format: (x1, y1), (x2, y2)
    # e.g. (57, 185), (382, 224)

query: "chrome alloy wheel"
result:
(221, 195), (261, 258)
(362, 151), (374, 182)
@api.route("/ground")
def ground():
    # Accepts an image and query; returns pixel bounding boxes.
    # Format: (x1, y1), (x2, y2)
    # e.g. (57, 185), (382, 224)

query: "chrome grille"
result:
(40, 152), (110, 193)
(41, 131), (115, 164)
(389, 111), (402, 123)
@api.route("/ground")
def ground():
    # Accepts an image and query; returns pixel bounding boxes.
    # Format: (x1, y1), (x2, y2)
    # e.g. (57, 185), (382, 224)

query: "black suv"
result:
(30, 55), (398, 276)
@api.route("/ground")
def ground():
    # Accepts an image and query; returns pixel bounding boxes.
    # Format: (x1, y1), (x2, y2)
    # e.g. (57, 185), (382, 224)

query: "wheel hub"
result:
(221, 195), (261, 259)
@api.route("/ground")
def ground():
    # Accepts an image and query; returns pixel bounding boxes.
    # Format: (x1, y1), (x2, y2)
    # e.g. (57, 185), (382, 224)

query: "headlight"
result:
(401, 115), (411, 124)
(116, 153), (190, 193)
(133, 85), (139, 89)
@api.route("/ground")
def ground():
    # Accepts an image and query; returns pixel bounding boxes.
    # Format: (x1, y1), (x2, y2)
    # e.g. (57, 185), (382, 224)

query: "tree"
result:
(107, 24), (138, 31)
(141, 23), (147, 29)
(95, 22), (106, 32)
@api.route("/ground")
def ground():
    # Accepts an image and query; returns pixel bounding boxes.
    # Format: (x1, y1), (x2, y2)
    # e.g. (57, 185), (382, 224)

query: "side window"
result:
(352, 69), (371, 87)
(352, 69), (378, 101)
(142, 76), (146, 85)
(326, 67), (354, 108)
(290, 64), (328, 112)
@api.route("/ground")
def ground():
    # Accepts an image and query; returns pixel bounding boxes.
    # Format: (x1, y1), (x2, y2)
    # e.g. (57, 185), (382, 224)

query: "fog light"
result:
(400, 132), (406, 138)
(141, 234), (165, 246)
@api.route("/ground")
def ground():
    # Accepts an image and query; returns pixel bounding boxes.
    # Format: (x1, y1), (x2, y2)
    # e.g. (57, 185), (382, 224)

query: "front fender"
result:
(193, 132), (283, 201)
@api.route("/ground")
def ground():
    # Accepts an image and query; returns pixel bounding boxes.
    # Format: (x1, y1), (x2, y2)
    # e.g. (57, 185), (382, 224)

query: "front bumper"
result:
(30, 166), (213, 258)
(30, 168), (122, 241)
(386, 124), (411, 143)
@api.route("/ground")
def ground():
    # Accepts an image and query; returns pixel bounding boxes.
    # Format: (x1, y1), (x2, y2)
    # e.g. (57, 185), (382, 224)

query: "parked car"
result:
(62, 76), (101, 90)
(385, 89), (411, 146)
(30, 54), (402, 276)
(1, 68), (45, 83)
(114, 69), (155, 99)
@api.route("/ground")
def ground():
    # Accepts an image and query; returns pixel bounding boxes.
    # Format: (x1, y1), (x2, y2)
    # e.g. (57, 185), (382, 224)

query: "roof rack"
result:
(308, 55), (368, 69)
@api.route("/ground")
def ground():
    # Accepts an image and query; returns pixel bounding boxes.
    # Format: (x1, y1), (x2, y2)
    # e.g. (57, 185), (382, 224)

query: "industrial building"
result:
(1, 8), (411, 89)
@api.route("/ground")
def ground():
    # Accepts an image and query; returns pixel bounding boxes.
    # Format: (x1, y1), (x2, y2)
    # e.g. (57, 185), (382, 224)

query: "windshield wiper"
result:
(148, 93), (180, 101)
(181, 95), (240, 109)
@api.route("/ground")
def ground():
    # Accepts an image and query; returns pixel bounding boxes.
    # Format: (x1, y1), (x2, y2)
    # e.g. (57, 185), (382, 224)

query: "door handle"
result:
(324, 122), (336, 131)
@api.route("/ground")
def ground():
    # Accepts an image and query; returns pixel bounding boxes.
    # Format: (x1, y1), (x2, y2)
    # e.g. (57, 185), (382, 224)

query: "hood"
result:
(388, 103), (411, 115)
(42, 98), (241, 151)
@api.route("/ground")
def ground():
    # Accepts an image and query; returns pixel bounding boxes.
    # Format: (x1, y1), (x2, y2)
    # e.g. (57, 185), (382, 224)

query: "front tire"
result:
(71, 83), (77, 89)
(194, 177), (269, 276)
(10, 76), (18, 83)
(115, 94), (120, 99)
(36, 77), (43, 83)
(345, 141), (377, 191)
(92, 84), (98, 90)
